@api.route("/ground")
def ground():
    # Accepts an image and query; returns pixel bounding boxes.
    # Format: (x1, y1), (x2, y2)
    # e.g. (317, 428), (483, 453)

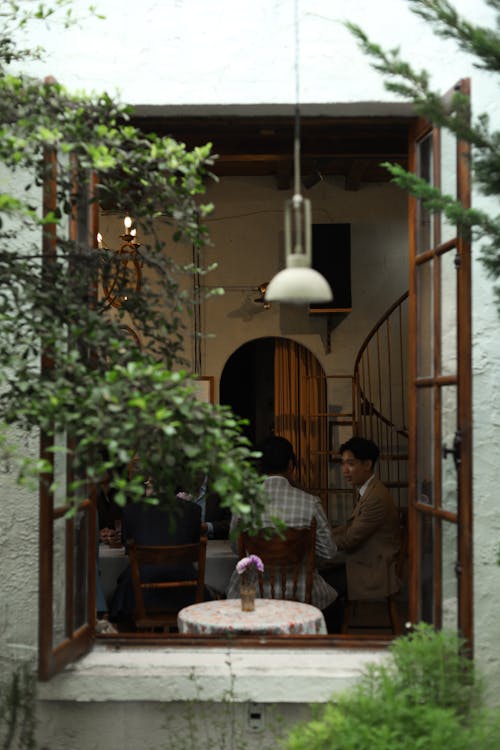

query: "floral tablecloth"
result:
(177, 598), (327, 635)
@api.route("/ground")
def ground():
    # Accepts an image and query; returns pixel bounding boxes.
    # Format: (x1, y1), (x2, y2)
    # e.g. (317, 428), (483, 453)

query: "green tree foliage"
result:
(0, 1), (267, 530)
(284, 624), (500, 750)
(347, 0), (500, 313)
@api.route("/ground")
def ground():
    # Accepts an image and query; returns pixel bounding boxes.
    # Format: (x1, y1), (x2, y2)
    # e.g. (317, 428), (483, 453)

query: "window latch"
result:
(442, 430), (462, 470)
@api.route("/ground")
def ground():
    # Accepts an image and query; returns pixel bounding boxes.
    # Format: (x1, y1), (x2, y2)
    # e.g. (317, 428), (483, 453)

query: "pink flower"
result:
(236, 554), (264, 575)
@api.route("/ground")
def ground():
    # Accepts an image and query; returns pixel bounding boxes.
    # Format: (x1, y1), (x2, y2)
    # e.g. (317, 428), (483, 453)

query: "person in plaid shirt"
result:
(227, 436), (343, 631)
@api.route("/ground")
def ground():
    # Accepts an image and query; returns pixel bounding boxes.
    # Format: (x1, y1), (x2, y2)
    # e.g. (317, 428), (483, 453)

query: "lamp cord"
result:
(293, 0), (301, 198)
(293, 0), (303, 253)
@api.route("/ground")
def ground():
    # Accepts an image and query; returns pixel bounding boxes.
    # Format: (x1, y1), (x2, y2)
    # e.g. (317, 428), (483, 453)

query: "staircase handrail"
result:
(354, 291), (409, 374)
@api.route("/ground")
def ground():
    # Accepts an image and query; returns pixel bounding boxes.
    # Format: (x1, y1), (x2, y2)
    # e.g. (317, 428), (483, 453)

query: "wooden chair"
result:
(238, 518), (316, 603)
(341, 512), (408, 635)
(127, 536), (207, 631)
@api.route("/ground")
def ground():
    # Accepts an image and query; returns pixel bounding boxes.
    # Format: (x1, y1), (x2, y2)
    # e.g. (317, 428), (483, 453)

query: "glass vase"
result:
(240, 575), (256, 612)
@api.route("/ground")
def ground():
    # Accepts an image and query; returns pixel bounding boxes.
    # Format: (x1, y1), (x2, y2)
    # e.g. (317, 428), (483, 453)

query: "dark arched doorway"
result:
(220, 337), (328, 504)
(219, 337), (275, 447)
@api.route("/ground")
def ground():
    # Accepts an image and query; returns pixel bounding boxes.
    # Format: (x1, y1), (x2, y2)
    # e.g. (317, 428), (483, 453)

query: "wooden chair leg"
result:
(387, 596), (402, 635)
(341, 600), (352, 634)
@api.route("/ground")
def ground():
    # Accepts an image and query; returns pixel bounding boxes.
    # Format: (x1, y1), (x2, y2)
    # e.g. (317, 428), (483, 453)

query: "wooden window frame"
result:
(407, 80), (473, 646)
(38, 149), (99, 680)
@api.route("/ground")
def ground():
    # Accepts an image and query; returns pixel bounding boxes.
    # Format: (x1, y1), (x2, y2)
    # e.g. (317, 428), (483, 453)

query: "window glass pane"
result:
(441, 520), (458, 630)
(416, 261), (434, 377)
(416, 134), (433, 254)
(440, 130), (458, 244)
(440, 251), (457, 376)
(417, 387), (434, 505)
(420, 513), (434, 623)
(73, 509), (89, 630)
(52, 516), (67, 647)
(441, 385), (458, 514)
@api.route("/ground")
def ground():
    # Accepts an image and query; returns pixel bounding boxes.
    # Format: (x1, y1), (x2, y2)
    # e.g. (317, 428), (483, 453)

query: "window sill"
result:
(37, 642), (390, 704)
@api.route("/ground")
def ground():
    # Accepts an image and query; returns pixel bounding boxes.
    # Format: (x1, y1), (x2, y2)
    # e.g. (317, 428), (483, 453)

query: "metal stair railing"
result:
(353, 291), (409, 510)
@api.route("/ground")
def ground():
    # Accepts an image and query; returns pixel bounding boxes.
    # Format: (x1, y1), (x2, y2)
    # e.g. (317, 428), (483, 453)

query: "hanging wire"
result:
(292, 0), (304, 255)
(293, 0), (301, 197)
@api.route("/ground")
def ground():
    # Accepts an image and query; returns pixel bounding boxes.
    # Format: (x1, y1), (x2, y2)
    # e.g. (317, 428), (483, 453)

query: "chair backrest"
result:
(238, 517), (316, 604)
(127, 537), (207, 622)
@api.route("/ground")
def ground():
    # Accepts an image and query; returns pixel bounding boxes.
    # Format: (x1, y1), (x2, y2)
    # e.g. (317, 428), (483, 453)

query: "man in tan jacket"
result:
(332, 437), (401, 601)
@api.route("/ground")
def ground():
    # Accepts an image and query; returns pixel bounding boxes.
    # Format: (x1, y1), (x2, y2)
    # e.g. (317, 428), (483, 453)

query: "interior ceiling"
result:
(130, 114), (414, 191)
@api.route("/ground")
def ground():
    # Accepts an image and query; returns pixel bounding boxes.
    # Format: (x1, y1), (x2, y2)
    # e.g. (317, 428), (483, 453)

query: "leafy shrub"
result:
(380, 621), (478, 717)
(283, 624), (500, 750)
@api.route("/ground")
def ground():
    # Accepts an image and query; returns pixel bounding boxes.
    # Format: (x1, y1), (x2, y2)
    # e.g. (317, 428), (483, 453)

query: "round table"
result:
(177, 598), (327, 635)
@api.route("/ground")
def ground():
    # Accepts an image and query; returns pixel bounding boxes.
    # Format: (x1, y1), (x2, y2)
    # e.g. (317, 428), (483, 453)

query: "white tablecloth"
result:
(98, 546), (128, 605)
(98, 540), (238, 605)
(203, 540), (238, 594)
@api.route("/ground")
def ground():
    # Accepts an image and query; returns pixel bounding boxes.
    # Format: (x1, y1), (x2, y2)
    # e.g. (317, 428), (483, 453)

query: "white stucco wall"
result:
(35, 645), (390, 749)
(0, 165), (41, 681)
(2, 0), (500, 745)
(16, 0), (492, 106)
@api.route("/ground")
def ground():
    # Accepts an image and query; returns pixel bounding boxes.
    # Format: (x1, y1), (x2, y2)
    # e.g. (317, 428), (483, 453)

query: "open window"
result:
(407, 80), (473, 644)
(38, 97), (473, 677)
(38, 150), (99, 680)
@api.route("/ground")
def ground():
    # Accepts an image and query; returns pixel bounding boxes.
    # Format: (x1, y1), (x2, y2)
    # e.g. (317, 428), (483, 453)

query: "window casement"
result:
(407, 79), (473, 646)
(38, 89), (474, 678)
(38, 147), (98, 680)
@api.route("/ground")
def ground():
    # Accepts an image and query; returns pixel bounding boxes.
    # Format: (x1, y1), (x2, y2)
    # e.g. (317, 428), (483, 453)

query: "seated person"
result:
(329, 436), (401, 602)
(177, 474), (230, 539)
(226, 436), (341, 631)
(109, 481), (205, 625)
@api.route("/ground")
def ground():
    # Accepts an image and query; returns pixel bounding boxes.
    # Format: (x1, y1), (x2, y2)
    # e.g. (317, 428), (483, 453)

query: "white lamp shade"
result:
(265, 266), (333, 305)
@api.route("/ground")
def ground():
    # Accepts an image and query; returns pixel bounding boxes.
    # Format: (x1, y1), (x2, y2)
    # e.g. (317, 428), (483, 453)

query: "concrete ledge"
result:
(37, 645), (389, 703)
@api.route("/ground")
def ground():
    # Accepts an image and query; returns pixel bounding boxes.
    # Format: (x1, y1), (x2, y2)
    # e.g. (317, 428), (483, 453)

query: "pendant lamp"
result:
(265, 2), (333, 306)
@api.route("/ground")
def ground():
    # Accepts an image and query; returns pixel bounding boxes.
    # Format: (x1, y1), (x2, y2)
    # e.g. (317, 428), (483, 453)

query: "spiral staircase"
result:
(352, 291), (409, 510)
(303, 292), (409, 521)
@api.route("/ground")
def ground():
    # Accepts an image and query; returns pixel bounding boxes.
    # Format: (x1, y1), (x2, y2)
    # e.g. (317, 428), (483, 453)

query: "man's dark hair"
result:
(339, 436), (379, 468)
(259, 436), (296, 475)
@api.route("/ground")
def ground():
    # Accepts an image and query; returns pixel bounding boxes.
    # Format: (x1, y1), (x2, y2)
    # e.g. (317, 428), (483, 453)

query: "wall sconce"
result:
(302, 168), (324, 190)
(265, 2), (332, 306)
(97, 216), (143, 308)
